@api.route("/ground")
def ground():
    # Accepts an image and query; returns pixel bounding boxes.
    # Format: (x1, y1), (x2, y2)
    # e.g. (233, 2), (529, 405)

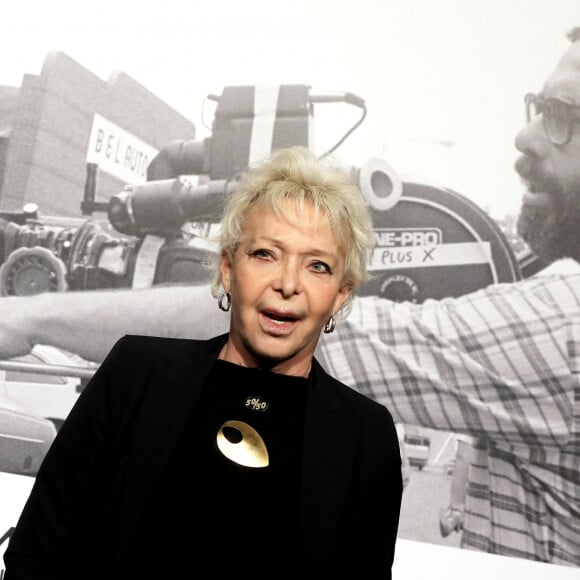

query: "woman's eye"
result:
(253, 249), (272, 259)
(311, 261), (331, 274)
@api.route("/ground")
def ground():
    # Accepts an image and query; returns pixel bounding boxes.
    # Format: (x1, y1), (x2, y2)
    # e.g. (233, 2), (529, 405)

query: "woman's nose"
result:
(274, 261), (302, 297)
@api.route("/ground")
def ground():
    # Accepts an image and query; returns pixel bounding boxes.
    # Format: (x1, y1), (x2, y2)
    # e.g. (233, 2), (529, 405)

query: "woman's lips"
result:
(259, 310), (299, 334)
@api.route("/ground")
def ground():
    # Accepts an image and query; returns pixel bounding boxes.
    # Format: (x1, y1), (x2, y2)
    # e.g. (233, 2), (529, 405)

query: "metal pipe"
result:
(0, 360), (96, 380)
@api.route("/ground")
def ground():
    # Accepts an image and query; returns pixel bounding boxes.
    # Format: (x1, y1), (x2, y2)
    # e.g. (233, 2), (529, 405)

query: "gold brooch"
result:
(216, 420), (269, 468)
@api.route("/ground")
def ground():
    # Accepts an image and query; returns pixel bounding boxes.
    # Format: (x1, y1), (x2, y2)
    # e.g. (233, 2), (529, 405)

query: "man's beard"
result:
(515, 164), (580, 264)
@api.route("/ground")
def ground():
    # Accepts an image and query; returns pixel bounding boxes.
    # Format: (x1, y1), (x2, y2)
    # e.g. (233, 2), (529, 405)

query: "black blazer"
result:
(4, 334), (402, 579)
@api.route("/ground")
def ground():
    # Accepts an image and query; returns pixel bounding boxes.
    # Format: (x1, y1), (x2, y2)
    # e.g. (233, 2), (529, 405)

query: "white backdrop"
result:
(1, 1), (579, 577)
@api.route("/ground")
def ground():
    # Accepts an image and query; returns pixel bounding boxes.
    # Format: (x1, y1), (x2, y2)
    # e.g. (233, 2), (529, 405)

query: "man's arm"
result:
(0, 284), (228, 362)
(319, 273), (580, 447)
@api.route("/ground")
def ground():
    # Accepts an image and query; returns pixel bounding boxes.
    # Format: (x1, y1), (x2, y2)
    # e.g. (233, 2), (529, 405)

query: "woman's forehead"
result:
(242, 203), (344, 248)
(246, 201), (330, 233)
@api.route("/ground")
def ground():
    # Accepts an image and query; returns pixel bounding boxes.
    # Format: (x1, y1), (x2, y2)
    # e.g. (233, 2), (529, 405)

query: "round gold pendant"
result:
(216, 420), (269, 468)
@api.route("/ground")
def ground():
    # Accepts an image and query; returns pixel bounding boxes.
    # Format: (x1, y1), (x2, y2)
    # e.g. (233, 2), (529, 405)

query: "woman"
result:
(4, 146), (402, 579)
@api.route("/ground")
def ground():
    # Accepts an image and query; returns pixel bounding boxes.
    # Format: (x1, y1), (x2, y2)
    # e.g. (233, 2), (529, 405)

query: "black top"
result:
(126, 359), (309, 578)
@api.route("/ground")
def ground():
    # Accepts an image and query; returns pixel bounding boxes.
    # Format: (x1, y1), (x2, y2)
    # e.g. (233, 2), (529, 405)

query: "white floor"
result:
(393, 537), (579, 579)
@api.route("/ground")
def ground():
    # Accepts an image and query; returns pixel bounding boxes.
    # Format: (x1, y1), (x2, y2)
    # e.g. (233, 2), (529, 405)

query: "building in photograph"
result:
(0, 51), (196, 218)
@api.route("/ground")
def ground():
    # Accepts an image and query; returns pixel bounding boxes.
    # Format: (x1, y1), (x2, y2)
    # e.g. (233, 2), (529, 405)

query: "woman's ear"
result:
(219, 250), (232, 292)
(333, 280), (353, 315)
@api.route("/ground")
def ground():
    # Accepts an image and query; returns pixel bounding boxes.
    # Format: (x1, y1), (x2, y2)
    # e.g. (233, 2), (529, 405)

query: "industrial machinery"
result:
(0, 85), (370, 295)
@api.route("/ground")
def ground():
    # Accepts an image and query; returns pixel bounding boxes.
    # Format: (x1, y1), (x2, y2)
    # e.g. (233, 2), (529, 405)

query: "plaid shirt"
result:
(317, 273), (580, 567)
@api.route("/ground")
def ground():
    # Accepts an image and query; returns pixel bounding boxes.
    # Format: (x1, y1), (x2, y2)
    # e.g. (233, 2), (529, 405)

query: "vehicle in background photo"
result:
(404, 430), (431, 470)
(0, 392), (56, 476)
(0, 345), (94, 432)
(396, 423), (412, 487)
(0, 345), (96, 476)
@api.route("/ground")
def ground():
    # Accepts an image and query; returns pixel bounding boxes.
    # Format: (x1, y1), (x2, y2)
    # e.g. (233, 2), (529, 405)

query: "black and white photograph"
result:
(0, 1), (579, 578)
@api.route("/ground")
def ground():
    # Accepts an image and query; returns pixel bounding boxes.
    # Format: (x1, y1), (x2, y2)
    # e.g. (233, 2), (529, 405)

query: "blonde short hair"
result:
(211, 146), (374, 317)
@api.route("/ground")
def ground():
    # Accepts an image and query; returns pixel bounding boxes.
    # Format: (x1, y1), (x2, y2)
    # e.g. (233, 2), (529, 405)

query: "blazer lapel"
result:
(299, 359), (358, 573)
(114, 334), (227, 560)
